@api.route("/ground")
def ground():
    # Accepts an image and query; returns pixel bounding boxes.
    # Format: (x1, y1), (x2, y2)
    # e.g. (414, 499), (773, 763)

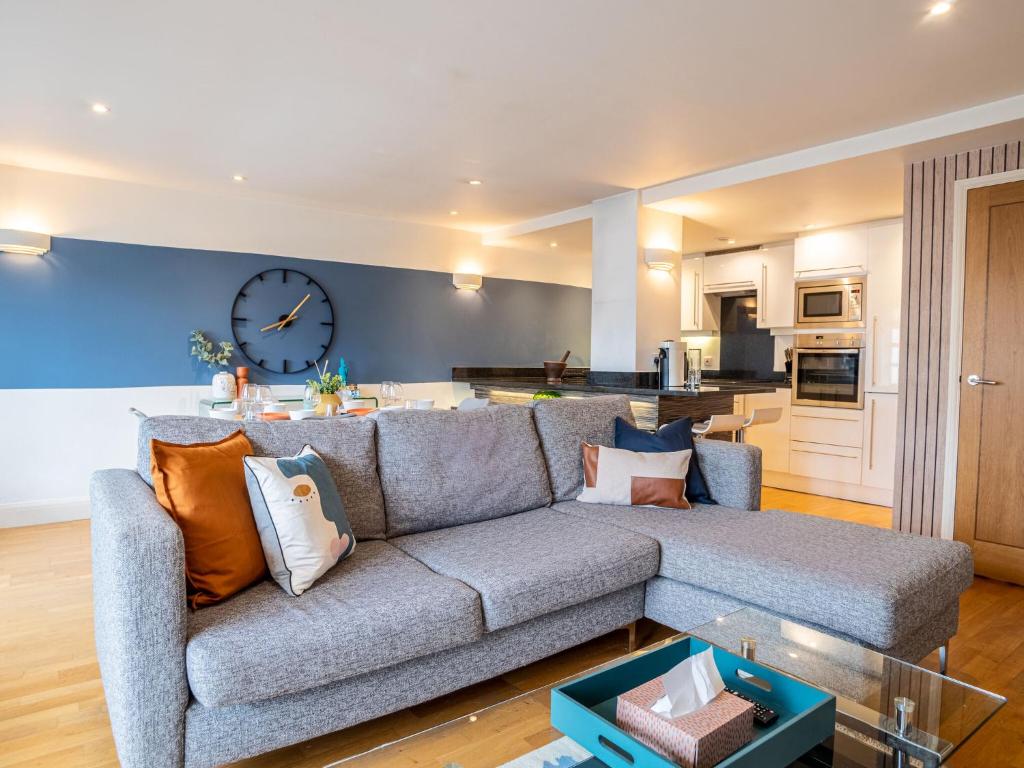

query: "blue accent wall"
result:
(0, 238), (591, 388)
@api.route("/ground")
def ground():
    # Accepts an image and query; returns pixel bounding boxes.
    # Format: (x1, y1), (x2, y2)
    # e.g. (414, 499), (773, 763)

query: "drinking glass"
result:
(380, 381), (404, 407)
(303, 385), (321, 411)
(241, 383), (259, 421)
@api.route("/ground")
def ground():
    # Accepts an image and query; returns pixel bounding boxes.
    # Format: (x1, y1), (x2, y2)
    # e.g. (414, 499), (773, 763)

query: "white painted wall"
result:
(0, 381), (472, 527)
(0, 164), (592, 287)
(0, 162), (575, 526)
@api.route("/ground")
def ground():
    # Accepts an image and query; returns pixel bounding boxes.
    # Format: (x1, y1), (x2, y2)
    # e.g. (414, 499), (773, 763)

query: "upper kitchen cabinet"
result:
(680, 255), (720, 333)
(702, 248), (760, 292)
(755, 244), (794, 329)
(794, 224), (869, 278)
(698, 245), (793, 329)
(864, 219), (902, 393)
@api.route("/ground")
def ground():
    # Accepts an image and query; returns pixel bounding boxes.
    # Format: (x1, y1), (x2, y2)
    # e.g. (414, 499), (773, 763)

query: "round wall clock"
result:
(231, 268), (334, 374)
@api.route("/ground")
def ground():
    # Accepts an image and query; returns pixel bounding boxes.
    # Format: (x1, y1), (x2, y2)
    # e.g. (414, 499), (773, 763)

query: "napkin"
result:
(650, 647), (725, 718)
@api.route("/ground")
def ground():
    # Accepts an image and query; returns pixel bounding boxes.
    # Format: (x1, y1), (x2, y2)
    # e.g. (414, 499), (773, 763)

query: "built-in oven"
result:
(794, 277), (865, 328)
(791, 333), (865, 409)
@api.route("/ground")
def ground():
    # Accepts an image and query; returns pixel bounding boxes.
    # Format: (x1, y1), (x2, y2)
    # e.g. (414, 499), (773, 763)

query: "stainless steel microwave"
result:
(794, 277), (865, 328)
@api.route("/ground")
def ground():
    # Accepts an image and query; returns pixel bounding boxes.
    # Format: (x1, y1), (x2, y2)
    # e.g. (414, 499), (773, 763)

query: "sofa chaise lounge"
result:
(90, 395), (972, 768)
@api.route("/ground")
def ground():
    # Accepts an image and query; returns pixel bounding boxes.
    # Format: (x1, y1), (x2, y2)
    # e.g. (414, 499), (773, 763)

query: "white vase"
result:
(211, 371), (236, 400)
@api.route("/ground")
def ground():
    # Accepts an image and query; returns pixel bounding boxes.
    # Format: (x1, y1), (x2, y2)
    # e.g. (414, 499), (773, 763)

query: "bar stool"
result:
(691, 413), (747, 440)
(736, 407), (782, 443)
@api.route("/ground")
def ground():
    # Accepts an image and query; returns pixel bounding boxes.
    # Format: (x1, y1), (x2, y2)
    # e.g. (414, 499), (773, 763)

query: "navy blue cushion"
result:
(613, 417), (715, 504)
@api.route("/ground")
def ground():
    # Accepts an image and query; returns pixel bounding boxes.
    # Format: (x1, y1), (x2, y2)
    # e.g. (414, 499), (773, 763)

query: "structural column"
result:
(590, 190), (683, 372)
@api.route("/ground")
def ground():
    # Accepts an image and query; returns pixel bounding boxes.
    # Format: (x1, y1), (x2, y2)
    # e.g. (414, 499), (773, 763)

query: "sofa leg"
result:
(626, 622), (638, 653)
(939, 644), (948, 675)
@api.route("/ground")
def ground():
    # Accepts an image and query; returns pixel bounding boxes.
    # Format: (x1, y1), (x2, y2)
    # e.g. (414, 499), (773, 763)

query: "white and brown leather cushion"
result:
(577, 443), (692, 509)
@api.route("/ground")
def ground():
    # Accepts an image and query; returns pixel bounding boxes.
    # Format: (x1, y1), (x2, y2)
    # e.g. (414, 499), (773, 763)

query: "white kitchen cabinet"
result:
(702, 249), (759, 292)
(788, 405), (863, 484)
(755, 244), (795, 329)
(680, 255), (719, 333)
(861, 392), (897, 491)
(789, 443), (864, 484)
(790, 405), (863, 448)
(740, 389), (791, 473)
(865, 220), (902, 393)
(794, 225), (869, 278)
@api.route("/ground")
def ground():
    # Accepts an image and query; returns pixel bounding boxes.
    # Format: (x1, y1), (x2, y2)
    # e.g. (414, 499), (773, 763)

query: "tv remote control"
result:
(725, 687), (779, 726)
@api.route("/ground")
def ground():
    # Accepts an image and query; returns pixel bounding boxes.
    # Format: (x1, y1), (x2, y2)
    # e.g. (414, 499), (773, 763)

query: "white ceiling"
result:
(667, 119), (1024, 253)
(3, 0), (1024, 232)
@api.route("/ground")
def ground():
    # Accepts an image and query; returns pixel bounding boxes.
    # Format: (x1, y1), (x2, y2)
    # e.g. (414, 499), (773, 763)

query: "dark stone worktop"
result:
(452, 373), (785, 399)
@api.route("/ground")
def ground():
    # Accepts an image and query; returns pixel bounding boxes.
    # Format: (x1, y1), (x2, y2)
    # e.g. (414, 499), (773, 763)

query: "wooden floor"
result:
(1, 490), (1021, 767)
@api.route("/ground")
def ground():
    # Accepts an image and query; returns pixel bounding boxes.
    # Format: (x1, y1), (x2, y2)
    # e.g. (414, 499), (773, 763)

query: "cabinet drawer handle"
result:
(795, 264), (865, 274)
(598, 734), (635, 765)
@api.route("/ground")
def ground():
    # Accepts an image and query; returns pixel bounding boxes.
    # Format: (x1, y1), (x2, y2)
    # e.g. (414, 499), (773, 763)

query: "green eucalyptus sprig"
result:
(307, 358), (344, 394)
(190, 330), (234, 367)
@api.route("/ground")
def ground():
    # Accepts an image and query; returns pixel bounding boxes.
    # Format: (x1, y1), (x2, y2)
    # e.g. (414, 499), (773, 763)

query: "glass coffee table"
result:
(326, 608), (1005, 768)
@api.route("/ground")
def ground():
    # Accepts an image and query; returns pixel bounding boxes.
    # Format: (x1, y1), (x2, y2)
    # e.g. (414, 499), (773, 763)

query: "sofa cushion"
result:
(375, 405), (551, 537)
(185, 540), (483, 707)
(531, 395), (635, 502)
(554, 501), (973, 650)
(391, 507), (660, 631)
(615, 416), (715, 504)
(137, 415), (386, 540)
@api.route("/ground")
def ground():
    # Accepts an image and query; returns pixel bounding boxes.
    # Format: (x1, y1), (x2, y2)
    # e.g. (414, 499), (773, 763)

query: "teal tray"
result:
(551, 636), (836, 768)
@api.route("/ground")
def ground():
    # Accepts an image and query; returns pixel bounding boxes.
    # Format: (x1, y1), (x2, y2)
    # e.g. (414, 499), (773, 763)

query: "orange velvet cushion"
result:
(150, 430), (267, 608)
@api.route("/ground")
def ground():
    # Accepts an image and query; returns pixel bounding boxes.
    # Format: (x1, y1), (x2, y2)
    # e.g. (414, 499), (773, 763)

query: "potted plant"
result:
(190, 330), (236, 399)
(307, 360), (345, 415)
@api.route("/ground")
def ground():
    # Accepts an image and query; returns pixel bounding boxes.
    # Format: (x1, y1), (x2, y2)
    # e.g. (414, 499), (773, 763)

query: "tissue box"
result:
(616, 678), (754, 768)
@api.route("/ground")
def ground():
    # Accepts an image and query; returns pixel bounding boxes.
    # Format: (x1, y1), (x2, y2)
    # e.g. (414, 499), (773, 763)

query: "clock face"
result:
(231, 268), (334, 374)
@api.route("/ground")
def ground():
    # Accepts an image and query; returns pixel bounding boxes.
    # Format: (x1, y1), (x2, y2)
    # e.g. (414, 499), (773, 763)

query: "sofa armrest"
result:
(90, 469), (188, 768)
(693, 440), (762, 511)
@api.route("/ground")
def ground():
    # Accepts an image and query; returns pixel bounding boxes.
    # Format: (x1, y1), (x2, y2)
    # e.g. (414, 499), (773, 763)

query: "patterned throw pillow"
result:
(244, 445), (356, 596)
(577, 443), (692, 509)
(614, 417), (715, 504)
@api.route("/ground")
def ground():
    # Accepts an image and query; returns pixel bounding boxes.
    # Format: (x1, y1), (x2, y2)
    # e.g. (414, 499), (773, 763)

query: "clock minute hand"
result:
(259, 293), (311, 332)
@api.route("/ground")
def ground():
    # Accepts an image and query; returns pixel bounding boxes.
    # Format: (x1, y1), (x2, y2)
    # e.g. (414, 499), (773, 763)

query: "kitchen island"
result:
(452, 367), (783, 430)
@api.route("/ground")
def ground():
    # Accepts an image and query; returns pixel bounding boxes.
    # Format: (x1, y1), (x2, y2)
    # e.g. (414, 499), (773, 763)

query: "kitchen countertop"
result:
(455, 376), (785, 398)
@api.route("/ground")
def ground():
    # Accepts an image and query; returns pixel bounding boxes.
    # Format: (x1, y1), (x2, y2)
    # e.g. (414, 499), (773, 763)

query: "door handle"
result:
(761, 263), (767, 322)
(868, 398), (876, 470)
(967, 374), (998, 386)
(871, 316), (878, 387)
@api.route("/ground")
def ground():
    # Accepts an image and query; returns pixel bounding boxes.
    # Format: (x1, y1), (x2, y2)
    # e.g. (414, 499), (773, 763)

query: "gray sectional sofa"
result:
(90, 395), (973, 768)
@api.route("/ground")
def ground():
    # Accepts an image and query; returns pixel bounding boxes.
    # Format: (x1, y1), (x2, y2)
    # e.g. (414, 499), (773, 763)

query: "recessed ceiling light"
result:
(91, 103), (110, 114)
(550, 241), (558, 248)
(804, 224), (818, 230)
(449, 210), (459, 216)
(232, 174), (246, 182)
(467, 179), (483, 186)
(728, 239), (736, 245)
(929, 1), (952, 15)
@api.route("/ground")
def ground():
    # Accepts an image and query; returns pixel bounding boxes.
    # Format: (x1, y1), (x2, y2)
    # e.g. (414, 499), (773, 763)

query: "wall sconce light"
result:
(643, 248), (676, 271)
(452, 272), (483, 291)
(0, 228), (51, 256)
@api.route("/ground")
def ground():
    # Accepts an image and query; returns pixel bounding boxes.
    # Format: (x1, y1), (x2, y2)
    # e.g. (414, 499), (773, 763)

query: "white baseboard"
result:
(0, 497), (90, 528)
(763, 471), (894, 507)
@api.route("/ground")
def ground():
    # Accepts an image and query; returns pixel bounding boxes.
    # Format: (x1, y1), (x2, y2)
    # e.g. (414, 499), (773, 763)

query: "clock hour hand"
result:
(260, 293), (310, 332)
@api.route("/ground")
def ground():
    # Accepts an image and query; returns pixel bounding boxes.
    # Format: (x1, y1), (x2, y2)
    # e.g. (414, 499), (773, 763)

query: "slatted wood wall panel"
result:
(894, 140), (1023, 536)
